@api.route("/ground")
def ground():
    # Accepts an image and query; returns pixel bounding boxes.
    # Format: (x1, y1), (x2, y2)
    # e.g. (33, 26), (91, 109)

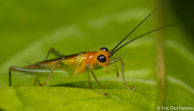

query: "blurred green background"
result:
(0, 0), (194, 111)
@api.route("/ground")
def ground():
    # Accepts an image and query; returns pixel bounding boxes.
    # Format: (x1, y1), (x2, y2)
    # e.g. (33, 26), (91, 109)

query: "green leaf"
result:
(0, 0), (194, 111)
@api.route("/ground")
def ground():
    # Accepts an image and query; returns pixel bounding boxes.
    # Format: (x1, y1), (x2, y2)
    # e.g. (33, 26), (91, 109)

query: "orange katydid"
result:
(9, 1), (175, 96)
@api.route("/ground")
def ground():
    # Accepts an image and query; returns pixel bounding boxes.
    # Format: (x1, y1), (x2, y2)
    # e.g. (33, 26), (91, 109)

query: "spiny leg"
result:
(45, 48), (65, 60)
(88, 65), (107, 96)
(38, 60), (60, 86)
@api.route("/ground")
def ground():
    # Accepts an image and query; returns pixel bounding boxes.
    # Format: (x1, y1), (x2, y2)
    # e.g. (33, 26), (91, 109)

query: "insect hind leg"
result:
(45, 48), (65, 60)
(9, 66), (14, 86)
(8, 66), (44, 86)
(9, 66), (22, 86)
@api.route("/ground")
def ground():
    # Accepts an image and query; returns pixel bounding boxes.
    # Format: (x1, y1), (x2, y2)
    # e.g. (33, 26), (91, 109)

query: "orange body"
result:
(24, 50), (111, 74)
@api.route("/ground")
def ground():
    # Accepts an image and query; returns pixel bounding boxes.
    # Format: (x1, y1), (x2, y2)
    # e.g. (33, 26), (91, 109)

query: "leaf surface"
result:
(0, 0), (194, 111)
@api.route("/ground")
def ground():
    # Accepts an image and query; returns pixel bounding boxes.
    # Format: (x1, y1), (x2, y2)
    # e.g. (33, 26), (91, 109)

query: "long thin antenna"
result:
(111, 0), (165, 53)
(110, 23), (177, 56)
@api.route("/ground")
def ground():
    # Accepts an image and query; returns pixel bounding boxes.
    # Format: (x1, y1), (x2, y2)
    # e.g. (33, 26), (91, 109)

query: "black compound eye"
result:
(100, 47), (109, 52)
(97, 55), (106, 63)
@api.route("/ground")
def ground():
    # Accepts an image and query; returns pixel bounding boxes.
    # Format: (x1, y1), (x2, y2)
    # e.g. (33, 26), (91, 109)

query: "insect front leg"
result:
(114, 64), (120, 77)
(87, 65), (107, 96)
(106, 64), (119, 77)
(45, 48), (65, 60)
(110, 57), (134, 90)
(103, 67), (109, 74)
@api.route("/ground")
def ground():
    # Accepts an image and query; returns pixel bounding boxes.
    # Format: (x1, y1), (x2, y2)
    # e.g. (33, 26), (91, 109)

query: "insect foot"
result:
(125, 84), (134, 91)
(104, 93), (108, 96)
